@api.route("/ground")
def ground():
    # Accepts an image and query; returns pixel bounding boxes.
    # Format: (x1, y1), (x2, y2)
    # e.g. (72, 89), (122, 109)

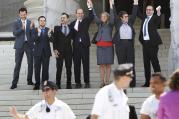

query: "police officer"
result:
(10, 81), (76, 119)
(91, 63), (133, 119)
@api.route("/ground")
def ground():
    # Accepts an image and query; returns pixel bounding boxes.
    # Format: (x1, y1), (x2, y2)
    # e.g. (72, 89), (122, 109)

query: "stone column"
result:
(168, 0), (179, 74)
(24, 0), (80, 28)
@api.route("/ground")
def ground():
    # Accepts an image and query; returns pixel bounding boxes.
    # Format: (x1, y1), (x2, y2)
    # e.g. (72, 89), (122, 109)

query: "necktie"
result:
(143, 17), (150, 36)
(77, 21), (81, 31)
(23, 21), (26, 41)
(64, 26), (67, 36)
(41, 29), (45, 35)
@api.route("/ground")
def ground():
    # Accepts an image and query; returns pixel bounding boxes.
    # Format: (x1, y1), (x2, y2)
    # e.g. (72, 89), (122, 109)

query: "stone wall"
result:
(0, 0), (26, 32)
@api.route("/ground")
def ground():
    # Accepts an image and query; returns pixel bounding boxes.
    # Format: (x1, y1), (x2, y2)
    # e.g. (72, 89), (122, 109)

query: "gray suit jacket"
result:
(13, 18), (34, 49)
(93, 8), (114, 42)
(113, 5), (138, 44)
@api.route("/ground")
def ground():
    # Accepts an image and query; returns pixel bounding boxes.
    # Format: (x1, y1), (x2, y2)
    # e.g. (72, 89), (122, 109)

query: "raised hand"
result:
(156, 6), (161, 16)
(156, 6), (161, 11)
(30, 20), (35, 29)
(133, 0), (138, 5)
(109, 0), (114, 9)
(9, 106), (18, 118)
(87, 0), (93, 8)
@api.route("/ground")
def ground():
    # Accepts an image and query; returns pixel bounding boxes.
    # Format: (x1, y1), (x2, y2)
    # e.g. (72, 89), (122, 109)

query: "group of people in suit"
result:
(10, 0), (162, 89)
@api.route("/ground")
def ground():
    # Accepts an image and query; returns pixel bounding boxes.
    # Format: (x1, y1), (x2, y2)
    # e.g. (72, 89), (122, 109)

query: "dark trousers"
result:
(34, 51), (50, 86)
(115, 39), (136, 87)
(12, 43), (33, 85)
(143, 42), (161, 85)
(73, 43), (89, 84)
(56, 50), (72, 86)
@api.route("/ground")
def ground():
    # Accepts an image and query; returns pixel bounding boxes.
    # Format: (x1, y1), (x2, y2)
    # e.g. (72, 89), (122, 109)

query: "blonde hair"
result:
(101, 12), (110, 24)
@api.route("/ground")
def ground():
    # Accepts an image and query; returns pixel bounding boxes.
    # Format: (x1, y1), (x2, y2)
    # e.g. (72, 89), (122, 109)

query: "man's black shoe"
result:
(75, 84), (82, 89)
(33, 85), (40, 90)
(84, 83), (90, 88)
(142, 83), (149, 87)
(10, 84), (17, 89)
(66, 84), (72, 89)
(27, 81), (34, 85)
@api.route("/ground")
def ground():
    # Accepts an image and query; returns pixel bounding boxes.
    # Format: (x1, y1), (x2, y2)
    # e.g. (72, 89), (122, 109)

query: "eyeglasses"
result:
(146, 9), (153, 11)
(42, 87), (52, 92)
(123, 15), (129, 18)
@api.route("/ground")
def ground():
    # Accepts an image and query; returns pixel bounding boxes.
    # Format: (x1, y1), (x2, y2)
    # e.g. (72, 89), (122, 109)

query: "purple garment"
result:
(157, 90), (179, 119)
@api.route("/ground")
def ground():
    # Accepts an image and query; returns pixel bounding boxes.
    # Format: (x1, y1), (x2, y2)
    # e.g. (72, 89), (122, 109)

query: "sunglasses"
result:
(42, 87), (52, 92)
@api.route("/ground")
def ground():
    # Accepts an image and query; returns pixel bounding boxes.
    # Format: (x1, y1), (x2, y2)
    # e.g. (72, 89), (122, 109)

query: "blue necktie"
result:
(41, 29), (45, 35)
(143, 17), (150, 36)
(64, 26), (67, 36)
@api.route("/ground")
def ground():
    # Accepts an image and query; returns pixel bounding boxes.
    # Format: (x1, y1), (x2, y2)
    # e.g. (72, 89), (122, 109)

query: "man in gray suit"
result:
(10, 7), (34, 89)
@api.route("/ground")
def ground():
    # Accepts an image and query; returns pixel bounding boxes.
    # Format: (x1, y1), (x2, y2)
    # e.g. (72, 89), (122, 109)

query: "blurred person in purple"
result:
(157, 69), (179, 119)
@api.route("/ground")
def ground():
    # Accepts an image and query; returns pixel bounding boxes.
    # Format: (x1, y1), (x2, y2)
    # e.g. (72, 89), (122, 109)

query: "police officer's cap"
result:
(42, 80), (58, 90)
(113, 63), (133, 77)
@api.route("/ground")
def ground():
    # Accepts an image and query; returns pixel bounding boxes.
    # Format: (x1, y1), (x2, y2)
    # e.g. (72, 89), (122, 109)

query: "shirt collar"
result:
(39, 26), (46, 30)
(42, 97), (61, 111)
(21, 19), (27, 23)
(112, 82), (128, 103)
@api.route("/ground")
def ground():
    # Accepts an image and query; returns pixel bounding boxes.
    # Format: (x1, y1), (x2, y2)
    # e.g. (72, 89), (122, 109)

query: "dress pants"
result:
(12, 42), (33, 85)
(115, 39), (136, 87)
(34, 50), (50, 87)
(143, 41), (161, 85)
(73, 43), (89, 84)
(56, 50), (72, 86)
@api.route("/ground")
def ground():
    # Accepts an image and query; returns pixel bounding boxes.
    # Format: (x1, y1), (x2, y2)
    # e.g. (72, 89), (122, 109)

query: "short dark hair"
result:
(146, 5), (154, 10)
(151, 73), (166, 82)
(169, 69), (179, 91)
(119, 11), (128, 18)
(38, 16), (46, 21)
(19, 7), (27, 13)
(61, 12), (69, 18)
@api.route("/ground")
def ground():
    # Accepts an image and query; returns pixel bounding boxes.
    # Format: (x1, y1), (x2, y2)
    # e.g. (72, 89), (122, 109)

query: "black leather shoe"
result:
(84, 83), (90, 88)
(10, 84), (17, 89)
(33, 85), (40, 90)
(142, 83), (149, 87)
(66, 84), (72, 89)
(27, 81), (34, 85)
(75, 84), (82, 89)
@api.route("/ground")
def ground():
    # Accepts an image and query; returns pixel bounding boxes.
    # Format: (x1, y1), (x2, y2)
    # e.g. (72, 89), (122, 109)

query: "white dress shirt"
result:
(120, 23), (132, 39)
(143, 15), (152, 40)
(26, 97), (76, 119)
(91, 83), (129, 119)
(74, 20), (82, 31)
(21, 19), (27, 41)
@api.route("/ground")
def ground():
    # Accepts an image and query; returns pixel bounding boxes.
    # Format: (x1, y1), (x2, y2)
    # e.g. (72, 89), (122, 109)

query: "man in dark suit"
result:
(113, 0), (139, 87)
(139, 5), (162, 87)
(70, 0), (94, 88)
(10, 7), (34, 89)
(53, 13), (73, 89)
(32, 16), (53, 90)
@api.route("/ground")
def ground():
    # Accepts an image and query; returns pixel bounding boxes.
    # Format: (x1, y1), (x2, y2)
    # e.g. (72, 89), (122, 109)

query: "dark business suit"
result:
(32, 27), (52, 87)
(12, 18), (34, 86)
(70, 9), (94, 86)
(113, 5), (138, 87)
(53, 25), (73, 87)
(139, 14), (162, 86)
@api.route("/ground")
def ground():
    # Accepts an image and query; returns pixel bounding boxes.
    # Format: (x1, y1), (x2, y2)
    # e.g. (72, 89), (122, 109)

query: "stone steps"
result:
(0, 88), (153, 119)
(0, 27), (171, 118)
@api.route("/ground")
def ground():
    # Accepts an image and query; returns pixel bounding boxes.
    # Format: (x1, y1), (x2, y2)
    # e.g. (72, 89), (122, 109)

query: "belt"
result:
(143, 40), (150, 43)
(120, 39), (132, 41)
